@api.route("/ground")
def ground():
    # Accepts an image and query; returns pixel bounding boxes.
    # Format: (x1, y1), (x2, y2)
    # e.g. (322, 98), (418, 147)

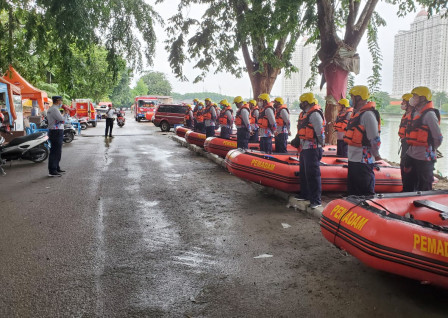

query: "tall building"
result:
(392, 10), (448, 97)
(281, 38), (323, 104)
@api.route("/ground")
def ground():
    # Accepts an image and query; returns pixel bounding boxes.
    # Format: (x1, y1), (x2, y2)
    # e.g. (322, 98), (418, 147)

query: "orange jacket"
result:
(275, 105), (290, 127)
(398, 111), (412, 139)
(343, 102), (380, 147)
(405, 102), (440, 147)
(218, 106), (233, 125)
(203, 105), (215, 120)
(249, 105), (259, 125)
(258, 103), (275, 129)
(196, 108), (204, 123)
(234, 104), (250, 126)
(334, 107), (353, 132)
(298, 105), (324, 141)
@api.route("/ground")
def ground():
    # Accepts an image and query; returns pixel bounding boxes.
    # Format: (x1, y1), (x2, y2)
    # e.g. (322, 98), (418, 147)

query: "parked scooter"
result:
(0, 127), (49, 175)
(63, 123), (76, 143)
(117, 112), (125, 127)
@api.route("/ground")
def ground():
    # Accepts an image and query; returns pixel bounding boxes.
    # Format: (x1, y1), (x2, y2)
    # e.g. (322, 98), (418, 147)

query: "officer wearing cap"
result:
(334, 98), (353, 157)
(344, 85), (381, 196)
(46, 96), (66, 177)
(403, 87), (443, 191)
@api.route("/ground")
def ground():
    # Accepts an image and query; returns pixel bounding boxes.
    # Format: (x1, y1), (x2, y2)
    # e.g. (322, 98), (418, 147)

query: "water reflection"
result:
(289, 114), (447, 176)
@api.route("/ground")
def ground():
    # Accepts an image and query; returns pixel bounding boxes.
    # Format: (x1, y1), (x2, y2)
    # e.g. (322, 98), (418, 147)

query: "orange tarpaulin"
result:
(3, 66), (48, 112)
(0, 77), (21, 120)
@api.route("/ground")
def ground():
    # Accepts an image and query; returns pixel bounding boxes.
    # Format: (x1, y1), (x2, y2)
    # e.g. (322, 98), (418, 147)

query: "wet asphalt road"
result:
(1, 113), (447, 317)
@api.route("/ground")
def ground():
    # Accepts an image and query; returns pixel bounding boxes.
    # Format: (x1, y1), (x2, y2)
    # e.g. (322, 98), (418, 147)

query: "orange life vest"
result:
(196, 108), (204, 123)
(203, 105), (216, 120)
(235, 104), (250, 126)
(249, 106), (259, 125)
(298, 105), (324, 141)
(275, 105), (290, 127)
(405, 102), (440, 147)
(398, 111), (412, 139)
(185, 109), (192, 121)
(334, 107), (353, 132)
(219, 106), (233, 125)
(343, 102), (381, 147)
(258, 104), (275, 129)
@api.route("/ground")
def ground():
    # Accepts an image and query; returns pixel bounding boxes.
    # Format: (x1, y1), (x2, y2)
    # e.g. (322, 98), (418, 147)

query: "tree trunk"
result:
(248, 64), (280, 98)
(323, 63), (349, 145)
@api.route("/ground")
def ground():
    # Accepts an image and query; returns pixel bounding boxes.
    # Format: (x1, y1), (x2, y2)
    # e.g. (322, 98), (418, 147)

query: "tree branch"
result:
(344, 0), (360, 43)
(348, 0), (379, 48)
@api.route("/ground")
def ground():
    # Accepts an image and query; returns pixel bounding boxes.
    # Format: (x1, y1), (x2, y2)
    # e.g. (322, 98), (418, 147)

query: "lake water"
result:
(289, 114), (448, 177)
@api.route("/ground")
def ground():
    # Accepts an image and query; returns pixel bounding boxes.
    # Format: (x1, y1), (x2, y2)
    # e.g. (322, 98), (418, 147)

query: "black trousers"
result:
(274, 133), (288, 153)
(237, 127), (250, 150)
(336, 139), (348, 157)
(259, 137), (272, 154)
(186, 119), (193, 129)
(347, 161), (375, 196)
(220, 127), (231, 139)
(105, 118), (114, 136)
(48, 130), (63, 173)
(299, 148), (323, 205)
(402, 155), (434, 192)
(206, 125), (215, 137)
(249, 129), (259, 143)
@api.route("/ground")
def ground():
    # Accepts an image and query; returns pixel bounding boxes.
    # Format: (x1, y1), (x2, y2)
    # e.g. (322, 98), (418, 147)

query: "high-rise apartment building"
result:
(281, 38), (323, 104)
(392, 10), (448, 97)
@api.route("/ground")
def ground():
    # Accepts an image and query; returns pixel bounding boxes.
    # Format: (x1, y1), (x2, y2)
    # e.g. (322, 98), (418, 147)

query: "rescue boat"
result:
(175, 126), (190, 138)
(204, 136), (337, 157)
(320, 191), (448, 289)
(225, 149), (402, 193)
(185, 131), (237, 147)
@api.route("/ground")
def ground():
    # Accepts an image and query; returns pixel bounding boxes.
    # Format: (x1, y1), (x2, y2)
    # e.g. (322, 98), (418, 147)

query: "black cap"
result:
(52, 96), (62, 103)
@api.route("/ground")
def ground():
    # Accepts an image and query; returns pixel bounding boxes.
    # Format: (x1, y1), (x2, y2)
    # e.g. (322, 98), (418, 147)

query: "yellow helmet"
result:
(193, 98), (199, 102)
(274, 97), (284, 105)
(401, 93), (412, 101)
(234, 96), (244, 104)
(349, 85), (370, 100)
(258, 93), (270, 103)
(186, 104), (192, 109)
(205, 98), (212, 102)
(198, 102), (204, 106)
(338, 98), (350, 108)
(313, 99), (318, 105)
(248, 99), (257, 106)
(220, 99), (229, 106)
(411, 86), (432, 101)
(299, 92), (315, 104)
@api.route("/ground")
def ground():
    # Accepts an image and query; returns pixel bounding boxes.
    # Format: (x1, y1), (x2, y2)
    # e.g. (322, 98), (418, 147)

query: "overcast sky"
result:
(136, 1), (419, 97)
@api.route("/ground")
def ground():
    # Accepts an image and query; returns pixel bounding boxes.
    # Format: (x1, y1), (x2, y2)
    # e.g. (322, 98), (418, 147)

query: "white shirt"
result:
(106, 109), (115, 119)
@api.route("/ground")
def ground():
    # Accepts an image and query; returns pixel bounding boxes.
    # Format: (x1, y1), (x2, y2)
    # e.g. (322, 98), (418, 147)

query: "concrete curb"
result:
(170, 135), (324, 218)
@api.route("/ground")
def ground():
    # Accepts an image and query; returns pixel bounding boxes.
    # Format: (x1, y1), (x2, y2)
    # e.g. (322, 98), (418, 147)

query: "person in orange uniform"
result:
(295, 93), (325, 209)
(234, 96), (251, 149)
(195, 102), (205, 133)
(248, 99), (259, 143)
(184, 104), (194, 129)
(257, 93), (276, 154)
(218, 99), (233, 139)
(273, 97), (291, 153)
(334, 98), (353, 157)
(192, 98), (199, 131)
(403, 86), (443, 191)
(203, 98), (217, 137)
(344, 85), (381, 196)
(398, 93), (413, 191)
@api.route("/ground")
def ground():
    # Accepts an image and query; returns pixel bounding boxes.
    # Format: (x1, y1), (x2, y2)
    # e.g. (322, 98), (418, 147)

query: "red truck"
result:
(72, 99), (97, 127)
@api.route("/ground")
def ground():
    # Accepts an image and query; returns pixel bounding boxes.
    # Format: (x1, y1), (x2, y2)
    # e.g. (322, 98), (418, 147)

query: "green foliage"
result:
(171, 92), (235, 103)
(131, 79), (149, 97)
(433, 91), (448, 110)
(163, 0), (314, 95)
(110, 69), (133, 108)
(371, 91), (391, 110)
(140, 72), (172, 96)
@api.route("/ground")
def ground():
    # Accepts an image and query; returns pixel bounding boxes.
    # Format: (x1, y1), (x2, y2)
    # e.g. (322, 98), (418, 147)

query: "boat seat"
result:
(413, 200), (448, 220)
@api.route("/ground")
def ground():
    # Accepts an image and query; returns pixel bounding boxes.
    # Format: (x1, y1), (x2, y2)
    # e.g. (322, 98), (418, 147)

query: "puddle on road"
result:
(138, 147), (174, 168)
(172, 248), (216, 270)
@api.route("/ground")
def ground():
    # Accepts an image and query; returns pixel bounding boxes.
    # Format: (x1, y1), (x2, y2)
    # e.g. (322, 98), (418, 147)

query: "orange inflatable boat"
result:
(185, 131), (237, 147)
(320, 191), (448, 288)
(175, 126), (190, 138)
(225, 149), (402, 193)
(204, 136), (337, 157)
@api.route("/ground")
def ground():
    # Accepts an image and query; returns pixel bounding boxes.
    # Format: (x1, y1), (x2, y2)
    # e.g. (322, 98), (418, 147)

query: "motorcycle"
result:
(63, 123), (76, 143)
(0, 127), (49, 175)
(117, 112), (125, 127)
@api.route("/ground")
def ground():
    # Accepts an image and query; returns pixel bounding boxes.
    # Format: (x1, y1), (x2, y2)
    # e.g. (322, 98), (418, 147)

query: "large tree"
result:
(314, 0), (447, 143)
(140, 71), (172, 96)
(164, 0), (314, 97)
